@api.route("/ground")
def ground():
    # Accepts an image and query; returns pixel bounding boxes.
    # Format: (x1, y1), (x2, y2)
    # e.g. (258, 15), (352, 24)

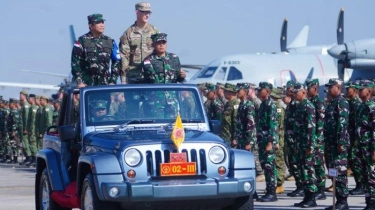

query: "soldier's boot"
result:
(315, 186), (327, 200)
(288, 186), (305, 197)
(293, 190), (308, 207)
(325, 184), (334, 192)
(301, 191), (317, 208)
(5, 155), (12, 164)
(26, 156), (35, 167)
(0, 154), (6, 163)
(276, 185), (284, 194)
(335, 196), (349, 210)
(364, 198), (375, 210)
(22, 156), (31, 166)
(349, 183), (365, 195)
(259, 187), (278, 202)
(13, 156), (18, 164)
(253, 191), (259, 200)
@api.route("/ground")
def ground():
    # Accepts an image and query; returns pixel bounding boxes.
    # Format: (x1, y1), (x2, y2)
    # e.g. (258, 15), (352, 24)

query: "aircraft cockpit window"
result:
(197, 66), (218, 78)
(227, 66), (243, 81)
(214, 67), (227, 80)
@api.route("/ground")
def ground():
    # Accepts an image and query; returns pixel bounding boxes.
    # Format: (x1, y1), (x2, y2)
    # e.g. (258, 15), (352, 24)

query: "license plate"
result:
(160, 162), (196, 176)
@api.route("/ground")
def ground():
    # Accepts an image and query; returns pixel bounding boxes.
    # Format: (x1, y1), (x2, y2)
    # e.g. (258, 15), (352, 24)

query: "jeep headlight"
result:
(208, 146), (225, 164)
(124, 149), (142, 167)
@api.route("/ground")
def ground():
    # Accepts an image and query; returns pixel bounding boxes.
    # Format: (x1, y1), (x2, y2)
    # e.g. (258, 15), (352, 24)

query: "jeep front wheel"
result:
(81, 173), (118, 210)
(38, 169), (70, 210)
(228, 194), (254, 210)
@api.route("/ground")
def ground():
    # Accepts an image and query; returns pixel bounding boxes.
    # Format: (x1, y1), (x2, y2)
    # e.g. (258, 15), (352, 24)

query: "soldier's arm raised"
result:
(119, 32), (131, 84)
(71, 38), (85, 84)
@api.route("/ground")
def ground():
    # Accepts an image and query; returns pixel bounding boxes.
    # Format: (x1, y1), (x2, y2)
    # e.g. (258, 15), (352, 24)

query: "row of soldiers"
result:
(197, 78), (375, 210)
(0, 91), (61, 166)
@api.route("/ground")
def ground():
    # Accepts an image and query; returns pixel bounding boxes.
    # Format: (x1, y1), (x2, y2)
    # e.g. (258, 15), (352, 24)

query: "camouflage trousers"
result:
(250, 143), (264, 176)
(37, 137), (43, 151)
(28, 134), (38, 156)
(314, 144), (326, 188)
(21, 132), (31, 156)
(275, 146), (285, 186)
(325, 143), (349, 197)
(349, 144), (365, 184)
(126, 67), (144, 84)
(287, 142), (302, 188)
(299, 151), (318, 193)
(259, 145), (277, 190)
(359, 143), (375, 199)
(2, 133), (11, 156)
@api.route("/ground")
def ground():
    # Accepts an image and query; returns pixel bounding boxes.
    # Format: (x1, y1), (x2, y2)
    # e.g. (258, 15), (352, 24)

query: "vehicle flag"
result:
(171, 114), (185, 150)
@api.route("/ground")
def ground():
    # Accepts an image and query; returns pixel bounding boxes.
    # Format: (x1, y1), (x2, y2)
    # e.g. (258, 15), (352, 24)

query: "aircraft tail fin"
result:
(287, 25), (309, 49)
(280, 18), (288, 52)
(304, 67), (314, 85)
(289, 71), (297, 82)
(69, 25), (77, 46)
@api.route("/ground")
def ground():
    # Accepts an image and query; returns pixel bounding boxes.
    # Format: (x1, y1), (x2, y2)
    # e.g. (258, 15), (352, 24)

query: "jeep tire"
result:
(227, 194), (254, 210)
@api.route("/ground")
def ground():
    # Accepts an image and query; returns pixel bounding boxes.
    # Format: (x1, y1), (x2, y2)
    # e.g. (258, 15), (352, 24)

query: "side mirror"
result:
(58, 125), (76, 142)
(209, 120), (221, 135)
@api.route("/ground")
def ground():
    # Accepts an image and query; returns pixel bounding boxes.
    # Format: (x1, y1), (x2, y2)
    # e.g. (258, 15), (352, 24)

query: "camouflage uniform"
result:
(220, 83), (239, 145)
(1, 101), (11, 162)
(346, 81), (365, 194)
(216, 83), (228, 105)
(235, 83), (256, 149)
(205, 83), (223, 121)
(35, 97), (43, 151)
(27, 101), (39, 157)
(270, 87), (286, 188)
(284, 81), (303, 195)
(52, 100), (61, 126)
(355, 80), (375, 208)
(119, 2), (159, 84)
(39, 97), (53, 144)
(256, 82), (278, 201)
(71, 14), (120, 86)
(8, 100), (21, 161)
(142, 33), (185, 84)
(306, 79), (327, 196)
(181, 94), (195, 119)
(20, 91), (31, 158)
(324, 79), (349, 205)
(141, 91), (178, 119)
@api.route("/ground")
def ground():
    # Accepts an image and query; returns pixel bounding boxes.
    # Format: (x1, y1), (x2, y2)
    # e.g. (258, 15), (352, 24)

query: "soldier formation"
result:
(0, 91), (61, 167)
(197, 78), (375, 210)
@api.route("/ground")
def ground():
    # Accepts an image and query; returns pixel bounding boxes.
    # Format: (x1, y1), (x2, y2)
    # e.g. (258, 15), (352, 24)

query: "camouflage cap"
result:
(20, 90), (28, 95)
(87, 14), (105, 24)
(235, 83), (250, 91)
(93, 100), (107, 109)
(270, 87), (285, 99)
(291, 82), (306, 93)
(285, 80), (296, 88)
(356, 79), (374, 90)
(1, 100), (8, 104)
(257, 82), (273, 90)
(306, 79), (319, 88)
(135, 2), (151, 11)
(41, 95), (49, 100)
(54, 99), (62, 104)
(9, 98), (17, 103)
(216, 82), (225, 89)
(325, 78), (343, 87)
(29, 94), (36, 98)
(151, 33), (167, 42)
(345, 81), (358, 89)
(223, 83), (236, 92)
(206, 83), (216, 92)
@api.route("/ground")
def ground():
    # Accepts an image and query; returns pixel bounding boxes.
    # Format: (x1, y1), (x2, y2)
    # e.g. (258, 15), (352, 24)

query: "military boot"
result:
(288, 186), (305, 197)
(253, 191), (259, 200)
(293, 190), (308, 207)
(349, 183), (365, 195)
(13, 156), (18, 164)
(315, 186), (327, 200)
(5, 155), (12, 164)
(26, 156), (35, 167)
(301, 191), (317, 208)
(22, 156), (31, 166)
(276, 185), (284, 194)
(259, 187), (277, 202)
(336, 196), (349, 210)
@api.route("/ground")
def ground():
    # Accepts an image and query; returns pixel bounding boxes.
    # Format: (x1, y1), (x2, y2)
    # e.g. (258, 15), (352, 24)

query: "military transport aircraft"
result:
(188, 8), (375, 88)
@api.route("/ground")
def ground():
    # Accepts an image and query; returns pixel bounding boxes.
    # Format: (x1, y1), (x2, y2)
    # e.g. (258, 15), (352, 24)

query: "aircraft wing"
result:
(0, 82), (60, 90)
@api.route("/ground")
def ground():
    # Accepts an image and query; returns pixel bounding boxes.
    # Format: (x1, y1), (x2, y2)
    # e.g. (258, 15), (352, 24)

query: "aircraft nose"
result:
(328, 44), (347, 60)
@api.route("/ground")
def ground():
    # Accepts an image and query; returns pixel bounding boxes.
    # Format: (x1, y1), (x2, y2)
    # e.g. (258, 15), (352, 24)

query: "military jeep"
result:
(35, 84), (255, 210)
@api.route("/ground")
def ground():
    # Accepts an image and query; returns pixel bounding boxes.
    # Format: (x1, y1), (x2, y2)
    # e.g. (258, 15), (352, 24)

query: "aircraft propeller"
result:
(280, 18), (288, 52)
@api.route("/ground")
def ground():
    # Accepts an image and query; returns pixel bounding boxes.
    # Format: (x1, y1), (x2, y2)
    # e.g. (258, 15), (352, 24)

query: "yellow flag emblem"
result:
(171, 114), (185, 150)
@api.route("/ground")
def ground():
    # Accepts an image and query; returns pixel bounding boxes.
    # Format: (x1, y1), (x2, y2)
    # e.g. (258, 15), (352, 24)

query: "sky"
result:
(0, 0), (375, 100)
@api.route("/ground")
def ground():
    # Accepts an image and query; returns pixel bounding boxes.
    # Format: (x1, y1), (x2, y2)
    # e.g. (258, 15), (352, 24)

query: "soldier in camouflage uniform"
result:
(1, 100), (11, 163)
(52, 100), (61, 126)
(292, 83), (318, 208)
(19, 91), (32, 165)
(306, 79), (327, 200)
(8, 99), (21, 164)
(216, 82), (228, 105)
(26, 94), (38, 166)
(324, 78), (349, 210)
(115, 92), (126, 120)
(356, 80), (375, 209)
(0, 99), (3, 161)
(220, 83), (239, 146)
(119, 2), (159, 84)
(142, 33), (186, 83)
(35, 96), (43, 152)
(283, 80), (304, 197)
(181, 91), (195, 119)
(39, 96), (53, 146)
(201, 83), (211, 113)
(90, 100), (114, 122)
(344, 81), (365, 195)
(270, 87), (286, 194)
(205, 83), (223, 121)
(71, 14), (120, 87)
(256, 82), (278, 202)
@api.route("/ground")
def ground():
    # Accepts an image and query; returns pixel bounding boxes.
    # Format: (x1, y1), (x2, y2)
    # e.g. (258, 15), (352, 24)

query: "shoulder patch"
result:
(234, 105), (239, 109)
(144, 60), (151, 65)
(277, 108), (281, 113)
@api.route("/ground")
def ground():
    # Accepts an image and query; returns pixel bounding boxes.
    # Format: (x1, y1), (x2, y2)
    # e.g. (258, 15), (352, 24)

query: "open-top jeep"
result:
(35, 84), (255, 210)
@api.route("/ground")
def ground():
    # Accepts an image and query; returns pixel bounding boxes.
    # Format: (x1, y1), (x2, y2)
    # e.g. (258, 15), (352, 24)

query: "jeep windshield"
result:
(84, 87), (204, 127)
